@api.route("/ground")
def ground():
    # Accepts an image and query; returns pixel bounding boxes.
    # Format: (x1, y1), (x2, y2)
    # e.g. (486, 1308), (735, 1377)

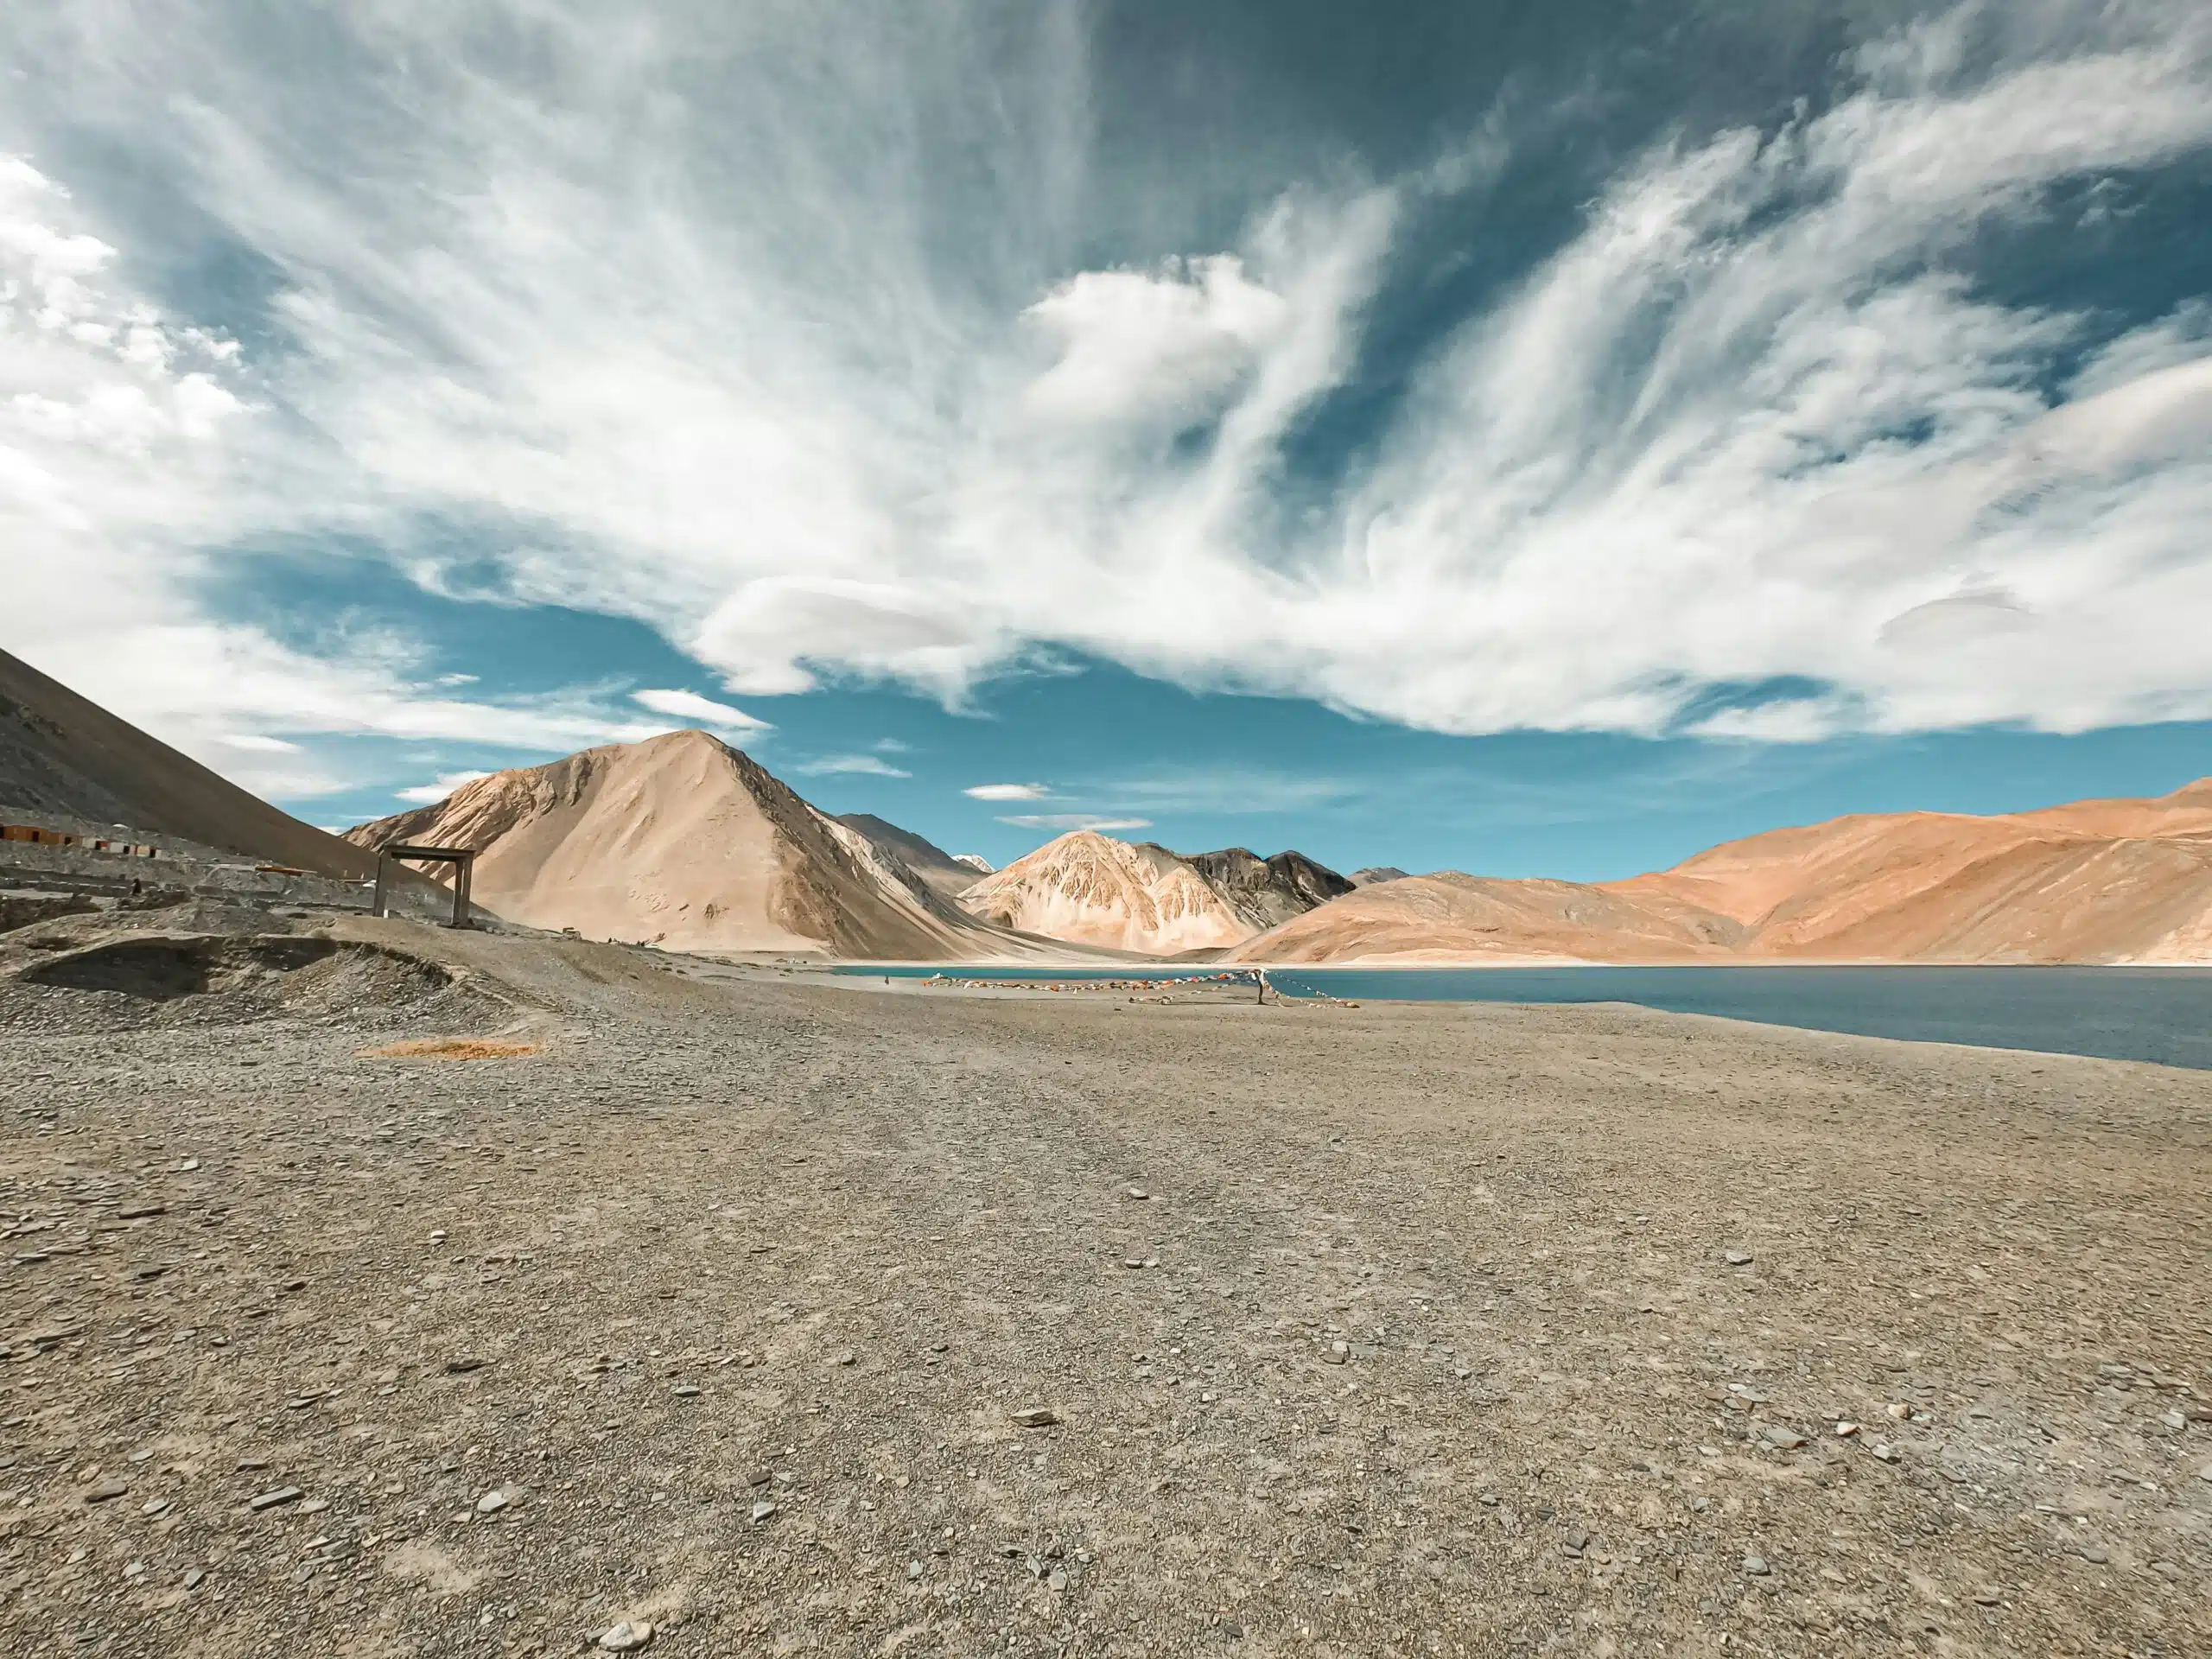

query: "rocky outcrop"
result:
(958, 832), (1351, 954)
(1181, 848), (1354, 931)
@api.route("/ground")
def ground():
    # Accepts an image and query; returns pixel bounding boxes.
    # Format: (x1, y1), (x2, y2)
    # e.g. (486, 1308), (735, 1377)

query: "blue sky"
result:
(3, 0), (2209, 880)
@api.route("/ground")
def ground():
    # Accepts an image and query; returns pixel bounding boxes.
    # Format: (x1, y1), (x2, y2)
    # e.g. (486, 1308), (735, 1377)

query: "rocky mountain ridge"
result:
(956, 831), (1354, 955)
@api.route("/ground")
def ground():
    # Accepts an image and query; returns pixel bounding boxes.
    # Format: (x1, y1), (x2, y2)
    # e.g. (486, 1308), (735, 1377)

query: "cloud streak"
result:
(3, 0), (2211, 771)
(998, 813), (1154, 832)
(629, 688), (768, 731)
(397, 769), (491, 804)
(795, 753), (912, 778)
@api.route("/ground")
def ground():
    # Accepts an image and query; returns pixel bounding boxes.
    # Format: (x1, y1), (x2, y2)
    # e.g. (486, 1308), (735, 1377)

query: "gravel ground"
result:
(2, 914), (2209, 1658)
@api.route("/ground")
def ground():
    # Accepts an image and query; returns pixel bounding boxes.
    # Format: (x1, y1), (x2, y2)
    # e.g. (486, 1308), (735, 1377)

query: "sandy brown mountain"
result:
(1230, 778), (2212, 965)
(347, 730), (1031, 957)
(957, 831), (1352, 954)
(0, 645), (378, 879)
(958, 831), (1249, 954)
(1222, 873), (1744, 964)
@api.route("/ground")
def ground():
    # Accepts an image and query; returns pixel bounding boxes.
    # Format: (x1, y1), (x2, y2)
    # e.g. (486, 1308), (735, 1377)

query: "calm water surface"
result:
(838, 963), (2212, 1071)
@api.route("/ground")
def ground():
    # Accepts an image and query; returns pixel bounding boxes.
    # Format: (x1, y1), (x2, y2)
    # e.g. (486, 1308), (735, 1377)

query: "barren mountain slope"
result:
(1611, 777), (2212, 962)
(0, 645), (378, 879)
(1224, 873), (1741, 964)
(2014, 775), (2212, 839)
(834, 813), (981, 899)
(1608, 811), (2066, 933)
(1741, 832), (2212, 963)
(1182, 847), (1354, 931)
(959, 831), (1257, 954)
(346, 731), (1017, 957)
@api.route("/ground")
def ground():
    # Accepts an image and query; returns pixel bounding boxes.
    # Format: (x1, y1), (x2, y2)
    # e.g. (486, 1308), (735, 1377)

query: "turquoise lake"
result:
(836, 963), (2212, 1071)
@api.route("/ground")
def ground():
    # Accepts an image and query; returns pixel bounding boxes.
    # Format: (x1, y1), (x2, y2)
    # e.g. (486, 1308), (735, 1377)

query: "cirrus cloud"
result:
(3, 0), (2211, 770)
(629, 687), (769, 731)
(794, 753), (912, 777)
(396, 769), (491, 804)
(998, 813), (1154, 832)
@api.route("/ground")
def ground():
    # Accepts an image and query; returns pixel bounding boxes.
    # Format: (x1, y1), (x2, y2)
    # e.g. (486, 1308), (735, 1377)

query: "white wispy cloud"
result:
(629, 687), (768, 731)
(793, 753), (912, 777)
(1109, 769), (1357, 813)
(397, 769), (491, 804)
(0, 149), (721, 787)
(1685, 701), (1853, 745)
(964, 782), (1052, 801)
(3, 0), (2210, 759)
(1314, 5), (2212, 738)
(999, 813), (1154, 832)
(215, 733), (302, 753)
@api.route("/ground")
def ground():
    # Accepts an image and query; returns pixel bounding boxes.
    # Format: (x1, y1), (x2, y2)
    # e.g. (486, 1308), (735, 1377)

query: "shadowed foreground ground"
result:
(2, 922), (2209, 1657)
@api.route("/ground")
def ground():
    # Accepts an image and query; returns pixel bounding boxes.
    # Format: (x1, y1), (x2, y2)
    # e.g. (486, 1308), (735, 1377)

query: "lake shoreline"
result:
(809, 959), (2212, 1070)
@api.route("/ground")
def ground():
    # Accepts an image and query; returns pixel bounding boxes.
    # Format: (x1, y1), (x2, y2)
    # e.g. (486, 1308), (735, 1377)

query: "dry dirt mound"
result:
(0, 890), (99, 933)
(17, 932), (352, 998)
(0, 895), (306, 965)
(3, 930), (513, 1033)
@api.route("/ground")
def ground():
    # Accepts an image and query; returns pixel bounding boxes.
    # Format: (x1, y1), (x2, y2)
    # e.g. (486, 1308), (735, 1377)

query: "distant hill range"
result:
(0, 645), (377, 879)
(1226, 780), (2212, 965)
(10, 645), (2207, 964)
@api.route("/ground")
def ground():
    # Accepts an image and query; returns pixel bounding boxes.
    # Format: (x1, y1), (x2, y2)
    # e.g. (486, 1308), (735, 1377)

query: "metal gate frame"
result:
(372, 843), (476, 929)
